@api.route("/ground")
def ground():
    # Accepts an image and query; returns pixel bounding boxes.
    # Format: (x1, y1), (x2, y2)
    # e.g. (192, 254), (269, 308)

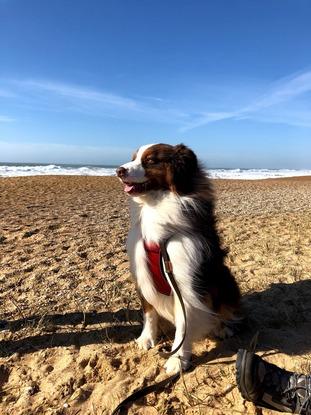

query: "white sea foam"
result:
(208, 168), (311, 180)
(0, 164), (116, 177)
(0, 164), (310, 179)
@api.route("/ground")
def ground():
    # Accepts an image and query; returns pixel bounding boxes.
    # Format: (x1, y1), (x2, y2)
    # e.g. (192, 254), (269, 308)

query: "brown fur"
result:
(142, 144), (240, 316)
(138, 143), (204, 195)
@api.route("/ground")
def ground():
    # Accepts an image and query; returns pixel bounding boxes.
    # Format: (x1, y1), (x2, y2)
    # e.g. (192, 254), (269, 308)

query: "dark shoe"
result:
(236, 349), (311, 414)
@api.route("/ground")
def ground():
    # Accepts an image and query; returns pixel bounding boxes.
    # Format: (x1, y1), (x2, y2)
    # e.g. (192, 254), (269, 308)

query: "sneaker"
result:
(236, 349), (311, 414)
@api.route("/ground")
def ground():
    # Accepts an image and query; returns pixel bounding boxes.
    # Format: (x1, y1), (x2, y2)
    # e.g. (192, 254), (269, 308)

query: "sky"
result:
(0, 0), (311, 168)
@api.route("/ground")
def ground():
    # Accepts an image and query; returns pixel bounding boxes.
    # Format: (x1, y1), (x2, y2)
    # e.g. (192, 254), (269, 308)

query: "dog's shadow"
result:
(198, 278), (311, 364)
(1, 279), (311, 359)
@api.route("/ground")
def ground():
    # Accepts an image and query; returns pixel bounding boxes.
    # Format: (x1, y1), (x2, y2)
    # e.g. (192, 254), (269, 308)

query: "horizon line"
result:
(0, 161), (310, 171)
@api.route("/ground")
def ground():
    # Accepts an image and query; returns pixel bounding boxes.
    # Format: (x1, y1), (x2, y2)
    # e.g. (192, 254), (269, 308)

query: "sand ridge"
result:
(0, 176), (311, 414)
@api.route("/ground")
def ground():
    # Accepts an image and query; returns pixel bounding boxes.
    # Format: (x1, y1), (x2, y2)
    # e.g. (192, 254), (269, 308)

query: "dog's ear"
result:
(168, 144), (198, 194)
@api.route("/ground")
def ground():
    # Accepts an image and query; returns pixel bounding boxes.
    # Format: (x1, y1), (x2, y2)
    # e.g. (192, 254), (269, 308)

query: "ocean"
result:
(0, 163), (311, 180)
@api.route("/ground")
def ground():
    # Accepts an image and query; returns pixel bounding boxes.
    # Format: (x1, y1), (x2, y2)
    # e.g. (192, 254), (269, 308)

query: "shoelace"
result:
(283, 374), (311, 415)
(263, 365), (311, 414)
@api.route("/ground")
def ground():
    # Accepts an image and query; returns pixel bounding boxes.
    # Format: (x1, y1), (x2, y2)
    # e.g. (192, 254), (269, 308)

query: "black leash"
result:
(158, 240), (187, 358)
(111, 373), (179, 415)
(111, 240), (187, 415)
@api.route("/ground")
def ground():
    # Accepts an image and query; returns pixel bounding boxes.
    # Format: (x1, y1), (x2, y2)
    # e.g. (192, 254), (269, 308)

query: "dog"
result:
(116, 143), (241, 374)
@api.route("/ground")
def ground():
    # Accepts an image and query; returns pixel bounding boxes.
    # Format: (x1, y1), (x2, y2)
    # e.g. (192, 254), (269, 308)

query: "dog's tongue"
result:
(124, 183), (135, 193)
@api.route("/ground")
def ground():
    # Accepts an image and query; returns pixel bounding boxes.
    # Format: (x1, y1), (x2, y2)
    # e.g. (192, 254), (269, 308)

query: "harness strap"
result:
(111, 240), (188, 414)
(144, 241), (172, 295)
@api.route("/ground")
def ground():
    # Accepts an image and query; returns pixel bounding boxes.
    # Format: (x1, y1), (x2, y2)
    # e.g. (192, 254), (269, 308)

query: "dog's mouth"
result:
(123, 180), (150, 195)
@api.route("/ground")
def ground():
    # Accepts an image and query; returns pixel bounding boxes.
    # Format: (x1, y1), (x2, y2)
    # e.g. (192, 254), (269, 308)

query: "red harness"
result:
(143, 241), (172, 296)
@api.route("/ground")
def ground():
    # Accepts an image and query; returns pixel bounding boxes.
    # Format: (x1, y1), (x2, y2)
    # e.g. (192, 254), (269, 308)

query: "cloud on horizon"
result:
(0, 140), (132, 164)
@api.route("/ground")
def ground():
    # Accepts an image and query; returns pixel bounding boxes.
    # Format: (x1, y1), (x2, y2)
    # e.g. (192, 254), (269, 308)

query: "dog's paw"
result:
(135, 332), (156, 351)
(212, 324), (234, 340)
(164, 355), (190, 374)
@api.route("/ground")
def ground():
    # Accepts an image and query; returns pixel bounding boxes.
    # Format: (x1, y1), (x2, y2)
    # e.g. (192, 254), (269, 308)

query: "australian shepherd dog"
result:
(116, 143), (241, 374)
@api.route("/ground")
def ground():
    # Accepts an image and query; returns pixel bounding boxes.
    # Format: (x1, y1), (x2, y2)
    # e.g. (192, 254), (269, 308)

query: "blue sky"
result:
(0, 0), (311, 167)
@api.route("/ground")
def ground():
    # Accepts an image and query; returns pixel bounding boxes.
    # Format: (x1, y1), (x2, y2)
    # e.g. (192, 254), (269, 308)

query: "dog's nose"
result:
(116, 166), (128, 178)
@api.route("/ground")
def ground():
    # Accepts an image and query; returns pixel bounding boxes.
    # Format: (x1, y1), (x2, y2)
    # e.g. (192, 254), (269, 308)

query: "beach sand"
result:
(0, 176), (311, 415)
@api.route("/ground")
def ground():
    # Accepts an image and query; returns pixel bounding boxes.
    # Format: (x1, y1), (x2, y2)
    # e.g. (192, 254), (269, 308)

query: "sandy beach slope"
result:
(0, 176), (311, 414)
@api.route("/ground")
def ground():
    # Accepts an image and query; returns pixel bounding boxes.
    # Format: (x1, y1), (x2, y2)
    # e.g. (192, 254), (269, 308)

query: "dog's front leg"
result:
(164, 295), (192, 374)
(136, 294), (158, 351)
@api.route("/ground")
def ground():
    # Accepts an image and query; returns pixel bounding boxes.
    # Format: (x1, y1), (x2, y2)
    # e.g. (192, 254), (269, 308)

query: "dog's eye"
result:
(145, 158), (157, 165)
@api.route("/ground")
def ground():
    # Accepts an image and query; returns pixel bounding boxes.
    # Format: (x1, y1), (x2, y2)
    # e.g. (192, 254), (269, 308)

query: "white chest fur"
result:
(127, 196), (176, 322)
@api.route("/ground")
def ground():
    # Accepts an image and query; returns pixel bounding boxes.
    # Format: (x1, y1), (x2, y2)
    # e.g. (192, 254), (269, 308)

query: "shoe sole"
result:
(236, 349), (254, 402)
(236, 350), (299, 413)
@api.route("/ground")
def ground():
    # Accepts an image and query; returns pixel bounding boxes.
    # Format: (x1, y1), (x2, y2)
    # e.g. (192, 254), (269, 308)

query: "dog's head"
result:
(116, 143), (198, 195)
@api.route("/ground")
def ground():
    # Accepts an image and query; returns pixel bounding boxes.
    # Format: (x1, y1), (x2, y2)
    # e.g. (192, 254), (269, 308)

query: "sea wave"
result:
(0, 164), (116, 177)
(208, 168), (311, 180)
(0, 164), (310, 179)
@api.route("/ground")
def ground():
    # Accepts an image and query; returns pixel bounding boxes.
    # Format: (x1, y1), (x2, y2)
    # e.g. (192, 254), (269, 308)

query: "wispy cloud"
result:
(0, 88), (16, 98)
(1, 70), (311, 130)
(14, 79), (138, 109)
(180, 111), (237, 130)
(182, 69), (311, 130)
(3, 78), (190, 124)
(0, 115), (15, 122)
